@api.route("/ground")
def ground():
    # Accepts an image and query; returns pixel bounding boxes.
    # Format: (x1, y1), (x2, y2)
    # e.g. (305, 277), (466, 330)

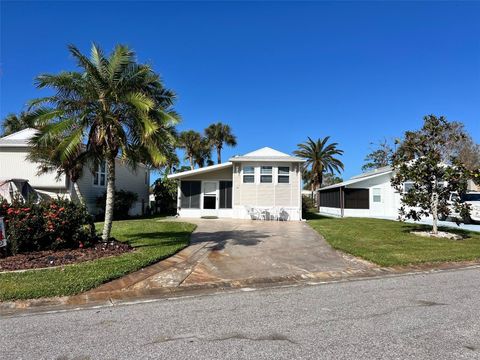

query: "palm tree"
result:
(205, 122), (237, 164)
(294, 136), (344, 194)
(193, 138), (213, 168)
(29, 43), (179, 241)
(1, 112), (34, 137)
(178, 130), (203, 170)
(27, 135), (87, 205)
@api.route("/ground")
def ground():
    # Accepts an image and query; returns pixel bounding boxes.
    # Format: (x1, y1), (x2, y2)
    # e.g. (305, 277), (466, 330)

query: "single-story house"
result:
(318, 166), (480, 218)
(0, 128), (150, 215)
(318, 166), (401, 218)
(168, 147), (304, 221)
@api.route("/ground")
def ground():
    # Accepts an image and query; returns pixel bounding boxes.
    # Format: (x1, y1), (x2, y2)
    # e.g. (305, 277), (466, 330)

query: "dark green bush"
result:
(302, 194), (317, 218)
(0, 198), (94, 255)
(96, 190), (138, 220)
(152, 177), (178, 215)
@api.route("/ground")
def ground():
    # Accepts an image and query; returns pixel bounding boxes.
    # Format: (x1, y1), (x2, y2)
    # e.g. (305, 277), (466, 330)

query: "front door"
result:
(202, 181), (218, 217)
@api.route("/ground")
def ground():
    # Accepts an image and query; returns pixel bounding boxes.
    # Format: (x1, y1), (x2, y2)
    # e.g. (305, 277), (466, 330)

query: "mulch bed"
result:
(0, 240), (133, 271)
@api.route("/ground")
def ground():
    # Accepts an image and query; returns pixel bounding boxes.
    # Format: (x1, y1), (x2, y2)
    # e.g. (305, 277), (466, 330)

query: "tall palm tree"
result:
(294, 136), (344, 193)
(1, 112), (34, 137)
(205, 122), (237, 164)
(178, 130), (202, 170)
(29, 43), (179, 241)
(193, 138), (213, 168)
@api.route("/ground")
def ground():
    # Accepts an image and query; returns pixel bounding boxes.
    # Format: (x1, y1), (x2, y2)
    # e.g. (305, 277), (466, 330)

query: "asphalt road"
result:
(2, 268), (480, 360)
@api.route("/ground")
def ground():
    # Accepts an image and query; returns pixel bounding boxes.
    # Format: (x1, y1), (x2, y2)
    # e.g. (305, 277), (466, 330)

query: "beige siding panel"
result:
(77, 160), (149, 214)
(233, 161), (301, 208)
(0, 148), (67, 189)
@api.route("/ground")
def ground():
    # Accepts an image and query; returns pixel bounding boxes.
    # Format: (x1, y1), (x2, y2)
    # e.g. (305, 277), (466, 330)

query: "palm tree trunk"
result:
(189, 155), (194, 170)
(72, 181), (85, 206)
(102, 156), (116, 241)
(217, 147), (222, 164)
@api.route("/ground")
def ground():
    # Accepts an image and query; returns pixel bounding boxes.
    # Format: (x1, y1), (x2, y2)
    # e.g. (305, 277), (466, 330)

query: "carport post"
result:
(340, 186), (345, 218)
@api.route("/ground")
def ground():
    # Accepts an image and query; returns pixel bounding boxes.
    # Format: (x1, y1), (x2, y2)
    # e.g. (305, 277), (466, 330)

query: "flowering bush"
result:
(0, 198), (95, 255)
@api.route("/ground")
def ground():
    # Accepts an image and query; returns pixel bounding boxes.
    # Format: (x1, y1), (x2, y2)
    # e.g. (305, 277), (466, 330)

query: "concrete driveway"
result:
(114, 219), (375, 292)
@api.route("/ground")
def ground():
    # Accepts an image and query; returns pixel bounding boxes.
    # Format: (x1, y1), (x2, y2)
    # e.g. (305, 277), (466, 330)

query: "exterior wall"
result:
(176, 167), (234, 219)
(76, 159), (149, 216)
(174, 162), (302, 221)
(232, 161), (302, 221)
(319, 173), (402, 219)
(0, 147), (68, 190)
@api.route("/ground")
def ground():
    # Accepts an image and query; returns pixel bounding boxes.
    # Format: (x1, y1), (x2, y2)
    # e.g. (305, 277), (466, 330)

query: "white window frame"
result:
(93, 161), (107, 187)
(277, 166), (290, 184)
(372, 188), (382, 203)
(260, 166), (273, 183)
(242, 166), (255, 184)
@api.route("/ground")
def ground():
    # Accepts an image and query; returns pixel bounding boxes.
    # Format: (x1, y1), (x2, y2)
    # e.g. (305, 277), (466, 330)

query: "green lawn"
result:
(0, 218), (196, 301)
(307, 213), (480, 267)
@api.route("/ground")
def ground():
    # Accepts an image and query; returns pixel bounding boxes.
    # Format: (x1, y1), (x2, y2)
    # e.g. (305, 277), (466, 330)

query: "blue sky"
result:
(1, 1), (479, 180)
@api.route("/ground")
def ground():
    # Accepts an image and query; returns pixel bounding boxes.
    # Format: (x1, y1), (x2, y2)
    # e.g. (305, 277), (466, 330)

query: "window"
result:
(372, 188), (382, 203)
(93, 161), (106, 186)
(180, 181), (201, 208)
(243, 166), (255, 183)
(260, 166), (272, 183)
(278, 167), (290, 184)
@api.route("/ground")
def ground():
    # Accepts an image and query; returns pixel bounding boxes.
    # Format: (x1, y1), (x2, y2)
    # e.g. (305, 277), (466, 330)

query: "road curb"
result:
(2, 261), (480, 317)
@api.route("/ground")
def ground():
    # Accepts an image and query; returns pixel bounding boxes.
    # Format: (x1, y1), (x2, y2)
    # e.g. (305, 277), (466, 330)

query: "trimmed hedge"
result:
(0, 198), (95, 255)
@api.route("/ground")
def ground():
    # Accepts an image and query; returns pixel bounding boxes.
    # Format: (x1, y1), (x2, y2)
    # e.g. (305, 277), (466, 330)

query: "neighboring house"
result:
(168, 147), (304, 221)
(318, 166), (480, 218)
(0, 128), (150, 216)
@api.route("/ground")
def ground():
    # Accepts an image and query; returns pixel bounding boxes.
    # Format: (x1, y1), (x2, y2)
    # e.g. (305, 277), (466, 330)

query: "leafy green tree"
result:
(205, 122), (237, 164)
(29, 43), (179, 241)
(362, 139), (394, 172)
(391, 115), (473, 234)
(1, 112), (34, 137)
(294, 136), (344, 195)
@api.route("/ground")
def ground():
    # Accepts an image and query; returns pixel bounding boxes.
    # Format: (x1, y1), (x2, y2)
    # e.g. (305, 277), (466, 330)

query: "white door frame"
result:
(202, 181), (219, 217)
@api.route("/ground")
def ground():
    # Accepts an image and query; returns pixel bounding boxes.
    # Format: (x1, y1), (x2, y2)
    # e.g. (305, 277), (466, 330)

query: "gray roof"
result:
(319, 167), (394, 191)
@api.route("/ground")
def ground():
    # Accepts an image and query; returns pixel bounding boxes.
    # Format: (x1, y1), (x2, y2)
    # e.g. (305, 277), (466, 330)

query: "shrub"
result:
(0, 197), (95, 255)
(96, 190), (138, 220)
(152, 177), (178, 215)
(302, 194), (316, 217)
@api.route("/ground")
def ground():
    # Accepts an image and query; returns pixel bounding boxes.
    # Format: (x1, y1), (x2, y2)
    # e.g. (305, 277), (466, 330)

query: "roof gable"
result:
(242, 147), (291, 158)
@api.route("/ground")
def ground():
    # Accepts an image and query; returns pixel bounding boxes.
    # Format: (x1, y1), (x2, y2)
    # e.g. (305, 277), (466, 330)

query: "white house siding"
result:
(320, 173), (401, 218)
(0, 148), (68, 191)
(76, 160), (150, 216)
(232, 161), (302, 220)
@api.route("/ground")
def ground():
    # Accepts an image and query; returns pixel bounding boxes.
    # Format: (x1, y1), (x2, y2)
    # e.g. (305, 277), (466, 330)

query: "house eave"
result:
(167, 162), (233, 180)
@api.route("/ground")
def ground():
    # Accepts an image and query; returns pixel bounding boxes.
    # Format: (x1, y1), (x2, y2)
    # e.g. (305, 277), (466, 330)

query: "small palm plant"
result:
(294, 136), (344, 193)
(205, 122), (237, 164)
(29, 43), (179, 241)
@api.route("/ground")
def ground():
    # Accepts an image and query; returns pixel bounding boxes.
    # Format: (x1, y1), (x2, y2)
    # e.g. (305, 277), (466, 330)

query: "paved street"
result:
(2, 267), (480, 359)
